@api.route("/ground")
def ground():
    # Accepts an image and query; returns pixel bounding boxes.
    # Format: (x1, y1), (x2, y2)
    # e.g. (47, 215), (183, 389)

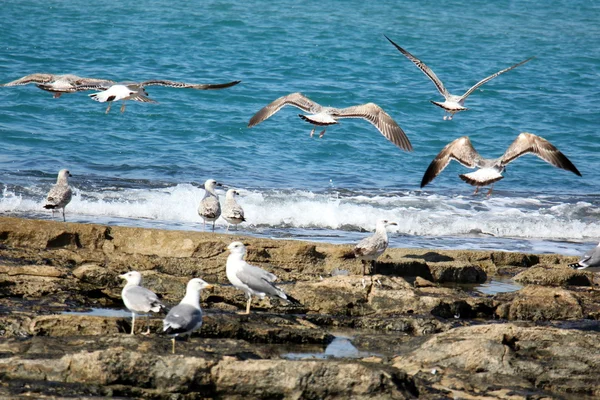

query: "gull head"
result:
(57, 169), (72, 183)
(377, 219), (398, 228)
(203, 178), (223, 192)
(187, 278), (213, 292)
(119, 270), (142, 286)
(227, 241), (247, 255)
(225, 189), (240, 199)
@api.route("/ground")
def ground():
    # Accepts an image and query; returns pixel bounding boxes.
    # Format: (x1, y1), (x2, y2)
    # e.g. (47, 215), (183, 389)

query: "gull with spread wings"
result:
(247, 92), (413, 152)
(1, 73), (115, 98)
(384, 36), (533, 120)
(420, 132), (581, 196)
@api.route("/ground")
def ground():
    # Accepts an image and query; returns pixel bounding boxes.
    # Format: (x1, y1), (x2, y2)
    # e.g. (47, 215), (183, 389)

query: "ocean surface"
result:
(1, 0), (599, 256)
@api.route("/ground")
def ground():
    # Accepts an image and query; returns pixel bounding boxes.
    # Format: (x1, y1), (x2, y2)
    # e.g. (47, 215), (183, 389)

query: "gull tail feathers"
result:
(459, 170), (504, 187)
(43, 204), (57, 209)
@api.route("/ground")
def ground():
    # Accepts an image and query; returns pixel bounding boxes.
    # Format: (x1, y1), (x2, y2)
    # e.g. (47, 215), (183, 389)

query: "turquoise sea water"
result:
(1, 0), (599, 255)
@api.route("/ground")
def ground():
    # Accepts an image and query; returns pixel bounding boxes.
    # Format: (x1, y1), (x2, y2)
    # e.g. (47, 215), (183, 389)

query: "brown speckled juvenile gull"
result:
(198, 179), (222, 232)
(222, 189), (245, 232)
(421, 132), (582, 196)
(248, 92), (413, 152)
(1, 73), (115, 98)
(354, 219), (397, 275)
(43, 169), (73, 222)
(385, 35), (534, 120)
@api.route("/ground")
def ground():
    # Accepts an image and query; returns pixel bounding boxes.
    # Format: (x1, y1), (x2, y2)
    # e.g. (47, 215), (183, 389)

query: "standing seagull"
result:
(420, 132), (582, 195)
(226, 241), (301, 314)
(222, 189), (246, 232)
(248, 92), (413, 152)
(569, 243), (600, 289)
(1, 73), (115, 98)
(119, 271), (166, 335)
(43, 169), (73, 222)
(384, 35), (534, 120)
(198, 179), (222, 232)
(354, 219), (398, 275)
(163, 278), (212, 354)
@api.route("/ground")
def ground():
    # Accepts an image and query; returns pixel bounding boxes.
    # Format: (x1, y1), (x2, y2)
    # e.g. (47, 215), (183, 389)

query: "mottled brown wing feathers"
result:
(420, 136), (480, 188)
(2, 73), (55, 86)
(460, 57), (534, 101)
(248, 93), (322, 127)
(138, 80), (240, 90)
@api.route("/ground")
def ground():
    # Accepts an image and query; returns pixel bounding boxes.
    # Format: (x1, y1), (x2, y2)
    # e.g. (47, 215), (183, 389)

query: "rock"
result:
(428, 262), (487, 283)
(495, 286), (583, 321)
(513, 264), (593, 286)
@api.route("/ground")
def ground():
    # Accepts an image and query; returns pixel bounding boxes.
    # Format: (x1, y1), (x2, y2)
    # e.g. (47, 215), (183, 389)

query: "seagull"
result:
(88, 84), (158, 114)
(354, 219), (398, 275)
(162, 278), (212, 354)
(222, 189), (246, 232)
(198, 179), (222, 232)
(248, 92), (413, 152)
(420, 132), (582, 195)
(226, 241), (301, 314)
(1, 73), (115, 98)
(384, 35), (534, 120)
(569, 243), (600, 289)
(43, 169), (73, 222)
(119, 271), (166, 335)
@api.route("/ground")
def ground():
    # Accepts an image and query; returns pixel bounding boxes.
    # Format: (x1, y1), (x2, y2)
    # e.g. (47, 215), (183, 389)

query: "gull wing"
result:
(459, 57), (534, 101)
(236, 262), (286, 298)
(124, 286), (164, 312)
(500, 132), (581, 176)
(138, 79), (240, 90)
(248, 92), (323, 127)
(421, 136), (481, 188)
(385, 35), (450, 99)
(333, 103), (413, 152)
(163, 304), (201, 334)
(2, 73), (55, 86)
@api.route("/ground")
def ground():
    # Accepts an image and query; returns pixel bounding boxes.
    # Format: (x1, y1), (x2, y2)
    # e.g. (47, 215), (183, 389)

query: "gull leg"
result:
(130, 313), (136, 335)
(226, 223), (230, 233)
(105, 102), (112, 114)
(245, 296), (252, 314)
(310, 128), (316, 137)
(53, 93), (61, 99)
(212, 221), (215, 232)
(473, 187), (479, 195)
(361, 260), (367, 275)
(486, 184), (495, 197)
(448, 114), (454, 120)
(141, 315), (151, 335)
(120, 102), (126, 113)
(371, 260), (377, 275)
(203, 220), (206, 231)
(62, 208), (66, 222)
(171, 338), (176, 354)
(443, 115), (448, 120)
(319, 129), (326, 138)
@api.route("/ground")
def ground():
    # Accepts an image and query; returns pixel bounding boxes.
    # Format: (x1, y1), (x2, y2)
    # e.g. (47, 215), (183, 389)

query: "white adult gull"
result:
(162, 278), (212, 354)
(119, 271), (166, 335)
(222, 189), (246, 232)
(1, 73), (115, 98)
(43, 169), (73, 222)
(570, 243), (600, 289)
(87, 84), (157, 114)
(354, 219), (398, 275)
(198, 178), (223, 232)
(226, 241), (301, 314)
(248, 92), (413, 152)
(420, 132), (582, 196)
(384, 35), (534, 120)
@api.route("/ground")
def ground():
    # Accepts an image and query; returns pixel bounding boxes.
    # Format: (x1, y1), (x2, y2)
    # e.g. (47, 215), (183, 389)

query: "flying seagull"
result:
(354, 219), (398, 275)
(420, 132), (581, 195)
(119, 271), (166, 335)
(88, 84), (157, 113)
(226, 241), (301, 314)
(43, 169), (73, 222)
(248, 92), (413, 152)
(1, 73), (115, 98)
(384, 35), (534, 120)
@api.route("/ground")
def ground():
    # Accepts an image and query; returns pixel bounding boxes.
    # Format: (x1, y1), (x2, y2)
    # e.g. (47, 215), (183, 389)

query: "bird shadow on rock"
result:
(403, 252), (455, 262)
(372, 261), (435, 281)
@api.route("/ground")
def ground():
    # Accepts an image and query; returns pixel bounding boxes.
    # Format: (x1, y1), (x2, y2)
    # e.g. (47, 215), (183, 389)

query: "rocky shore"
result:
(0, 216), (599, 399)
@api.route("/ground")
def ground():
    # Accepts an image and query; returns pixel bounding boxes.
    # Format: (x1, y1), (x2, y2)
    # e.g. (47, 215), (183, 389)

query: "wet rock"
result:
(513, 264), (593, 287)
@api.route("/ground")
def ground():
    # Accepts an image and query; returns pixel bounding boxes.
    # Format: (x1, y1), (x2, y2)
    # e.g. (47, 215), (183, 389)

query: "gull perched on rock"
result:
(198, 179), (222, 232)
(163, 278), (212, 354)
(226, 241), (301, 314)
(222, 189), (246, 232)
(248, 92), (413, 151)
(1, 73), (115, 98)
(43, 169), (73, 222)
(385, 35), (534, 120)
(420, 132), (581, 196)
(569, 243), (600, 289)
(354, 219), (398, 275)
(119, 271), (166, 335)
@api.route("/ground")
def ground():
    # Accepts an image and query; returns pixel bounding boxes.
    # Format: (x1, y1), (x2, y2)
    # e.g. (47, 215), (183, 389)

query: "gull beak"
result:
(118, 273), (127, 279)
(389, 222), (398, 226)
(204, 284), (214, 290)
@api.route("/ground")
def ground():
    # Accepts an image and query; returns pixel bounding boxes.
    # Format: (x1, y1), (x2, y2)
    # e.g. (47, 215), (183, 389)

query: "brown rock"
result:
(496, 286), (583, 321)
(513, 264), (592, 286)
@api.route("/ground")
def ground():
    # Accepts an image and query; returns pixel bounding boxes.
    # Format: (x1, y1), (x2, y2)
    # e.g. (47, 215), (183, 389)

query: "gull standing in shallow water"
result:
(226, 241), (301, 314)
(569, 243), (600, 289)
(198, 179), (222, 232)
(119, 271), (166, 335)
(43, 169), (73, 222)
(222, 189), (246, 232)
(354, 219), (398, 275)
(1, 73), (115, 98)
(420, 132), (582, 196)
(384, 35), (534, 120)
(248, 92), (413, 152)
(163, 278), (212, 354)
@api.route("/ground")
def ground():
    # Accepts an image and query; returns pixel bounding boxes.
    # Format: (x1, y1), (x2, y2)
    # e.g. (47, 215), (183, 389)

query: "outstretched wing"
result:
(500, 132), (581, 176)
(138, 79), (240, 90)
(248, 92), (323, 127)
(421, 136), (481, 188)
(459, 57), (534, 101)
(2, 73), (55, 86)
(333, 103), (413, 152)
(385, 35), (450, 98)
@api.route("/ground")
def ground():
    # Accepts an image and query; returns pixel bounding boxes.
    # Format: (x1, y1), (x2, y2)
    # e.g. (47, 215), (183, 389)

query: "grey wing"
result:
(420, 137), (481, 188)
(163, 304), (202, 333)
(333, 103), (413, 152)
(385, 36), (450, 98)
(138, 79), (240, 90)
(236, 263), (286, 298)
(225, 203), (245, 219)
(199, 196), (221, 218)
(248, 92), (323, 127)
(129, 92), (159, 104)
(126, 286), (163, 311)
(579, 246), (600, 268)
(459, 57), (534, 101)
(500, 132), (581, 176)
(2, 73), (55, 86)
